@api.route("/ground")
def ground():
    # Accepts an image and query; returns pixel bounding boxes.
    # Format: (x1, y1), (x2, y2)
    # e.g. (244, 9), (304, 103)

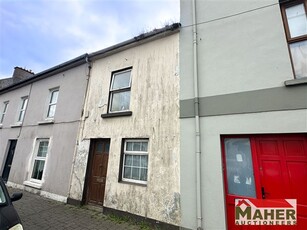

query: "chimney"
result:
(12, 67), (34, 82)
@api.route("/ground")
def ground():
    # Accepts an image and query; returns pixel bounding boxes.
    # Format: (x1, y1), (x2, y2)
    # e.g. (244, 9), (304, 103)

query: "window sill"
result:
(10, 123), (22, 128)
(101, 111), (132, 118)
(120, 179), (147, 187)
(38, 120), (54, 125)
(23, 180), (42, 189)
(284, 77), (307, 86)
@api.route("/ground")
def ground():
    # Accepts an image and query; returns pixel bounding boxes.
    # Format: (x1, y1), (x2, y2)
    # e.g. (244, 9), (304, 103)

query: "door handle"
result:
(261, 187), (268, 199)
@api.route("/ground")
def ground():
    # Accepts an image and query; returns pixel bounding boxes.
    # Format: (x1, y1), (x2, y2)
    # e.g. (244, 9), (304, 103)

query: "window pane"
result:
(0, 185), (7, 204)
(124, 155), (132, 165)
(21, 98), (28, 110)
(140, 155), (148, 168)
(140, 168), (148, 181)
(290, 40), (307, 79)
(126, 142), (133, 151)
(132, 155), (140, 167)
(18, 110), (25, 122)
(47, 104), (56, 117)
(224, 138), (256, 198)
(31, 160), (45, 180)
(123, 166), (132, 179)
(111, 71), (131, 90)
(141, 142), (148, 151)
(133, 142), (141, 151)
(37, 141), (48, 157)
(105, 143), (110, 153)
(96, 142), (103, 153)
(0, 103), (8, 123)
(131, 167), (140, 180)
(286, 3), (307, 38)
(110, 91), (130, 112)
(50, 90), (59, 104)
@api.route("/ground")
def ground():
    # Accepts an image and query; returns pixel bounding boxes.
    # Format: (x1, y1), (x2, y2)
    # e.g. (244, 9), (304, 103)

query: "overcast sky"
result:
(0, 0), (179, 79)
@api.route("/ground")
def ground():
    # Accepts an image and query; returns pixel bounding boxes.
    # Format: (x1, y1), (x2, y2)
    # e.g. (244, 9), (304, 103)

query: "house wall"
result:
(180, 0), (307, 229)
(0, 64), (88, 199)
(0, 85), (31, 168)
(69, 33), (180, 225)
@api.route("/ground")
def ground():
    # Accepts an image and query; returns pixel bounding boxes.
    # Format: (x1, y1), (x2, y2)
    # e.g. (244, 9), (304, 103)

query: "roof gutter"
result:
(0, 54), (88, 94)
(89, 23), (180, 60)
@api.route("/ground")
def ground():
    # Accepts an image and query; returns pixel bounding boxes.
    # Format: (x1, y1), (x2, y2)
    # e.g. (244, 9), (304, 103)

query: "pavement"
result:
(7, 187), (143, 230)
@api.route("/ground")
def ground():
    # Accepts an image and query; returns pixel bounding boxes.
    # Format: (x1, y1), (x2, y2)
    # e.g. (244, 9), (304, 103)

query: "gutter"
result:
(0, 54), (88, 94)
(89, 23), (181, 60)
(192, 0), (203, 229)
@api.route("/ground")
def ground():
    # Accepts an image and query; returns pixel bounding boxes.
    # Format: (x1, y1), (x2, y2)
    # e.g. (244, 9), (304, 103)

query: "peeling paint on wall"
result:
(69, 33), (180, 226)
(69, 139), (90, 200)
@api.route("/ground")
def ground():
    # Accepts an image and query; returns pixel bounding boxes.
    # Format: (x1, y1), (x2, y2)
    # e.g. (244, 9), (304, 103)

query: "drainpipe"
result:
(192, 0), (203, 229)
(68, 54), (91, 200)
(80, 54), (92, 138)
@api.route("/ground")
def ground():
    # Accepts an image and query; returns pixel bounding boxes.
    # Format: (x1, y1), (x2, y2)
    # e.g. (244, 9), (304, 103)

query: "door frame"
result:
(82, 138), (110, 206)
(1, 139), (18, 182)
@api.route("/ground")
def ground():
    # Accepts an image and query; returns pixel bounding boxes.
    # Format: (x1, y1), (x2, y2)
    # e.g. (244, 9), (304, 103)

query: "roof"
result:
(0, 23), (180, 94)
(89, 23), (181, 60)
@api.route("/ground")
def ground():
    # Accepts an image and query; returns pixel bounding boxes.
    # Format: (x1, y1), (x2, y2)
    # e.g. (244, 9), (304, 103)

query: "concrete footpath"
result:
(7, 187), (143, 230)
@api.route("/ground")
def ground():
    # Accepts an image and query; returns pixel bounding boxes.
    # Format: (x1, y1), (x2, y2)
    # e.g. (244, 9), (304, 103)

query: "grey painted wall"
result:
(180, 0), (307, 229)
(0, 64), (88, 198)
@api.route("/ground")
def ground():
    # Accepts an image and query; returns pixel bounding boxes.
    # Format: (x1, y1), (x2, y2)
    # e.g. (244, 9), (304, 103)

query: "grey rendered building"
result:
(180, 0), (307, 229)
(0, 55), (89, 202)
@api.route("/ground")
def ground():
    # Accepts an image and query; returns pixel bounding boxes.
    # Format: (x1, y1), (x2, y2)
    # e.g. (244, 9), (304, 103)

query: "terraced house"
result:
(0, 56), (89, 202)
(68, 24), (180, 228)
(0, 24), (181, 229)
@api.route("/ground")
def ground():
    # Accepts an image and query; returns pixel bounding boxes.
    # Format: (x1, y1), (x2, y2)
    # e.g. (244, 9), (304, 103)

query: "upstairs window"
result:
(17, 97), (28, 122)
(0, 101), (9, 124)
(109, 69), (132, 113)
(47, 89), (59, 118)
(281, 0), (307, 79)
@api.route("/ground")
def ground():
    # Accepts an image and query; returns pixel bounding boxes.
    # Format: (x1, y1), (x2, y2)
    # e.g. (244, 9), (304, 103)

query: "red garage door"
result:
(222, 134), (307, 230)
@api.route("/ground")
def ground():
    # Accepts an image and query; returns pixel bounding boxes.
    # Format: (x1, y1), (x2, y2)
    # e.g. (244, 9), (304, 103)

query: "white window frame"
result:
(121, 139), (149, 185)
(46, 88), (59, 119)
(0, 101), (9, 124)
(29, 139), (49, 185)
(17, 97), (28, 123)
(108, 69), (132, 113)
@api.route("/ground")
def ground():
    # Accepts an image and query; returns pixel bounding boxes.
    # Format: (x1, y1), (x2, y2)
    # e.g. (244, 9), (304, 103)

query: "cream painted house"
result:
(68, 24), (181, 228)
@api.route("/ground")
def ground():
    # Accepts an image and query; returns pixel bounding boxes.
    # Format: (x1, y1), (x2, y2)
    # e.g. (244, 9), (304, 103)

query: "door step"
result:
(84, 204), (103, 212)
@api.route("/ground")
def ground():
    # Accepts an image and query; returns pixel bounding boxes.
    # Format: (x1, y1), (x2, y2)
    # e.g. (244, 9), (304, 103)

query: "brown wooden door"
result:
(86, 139), (110, 206)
